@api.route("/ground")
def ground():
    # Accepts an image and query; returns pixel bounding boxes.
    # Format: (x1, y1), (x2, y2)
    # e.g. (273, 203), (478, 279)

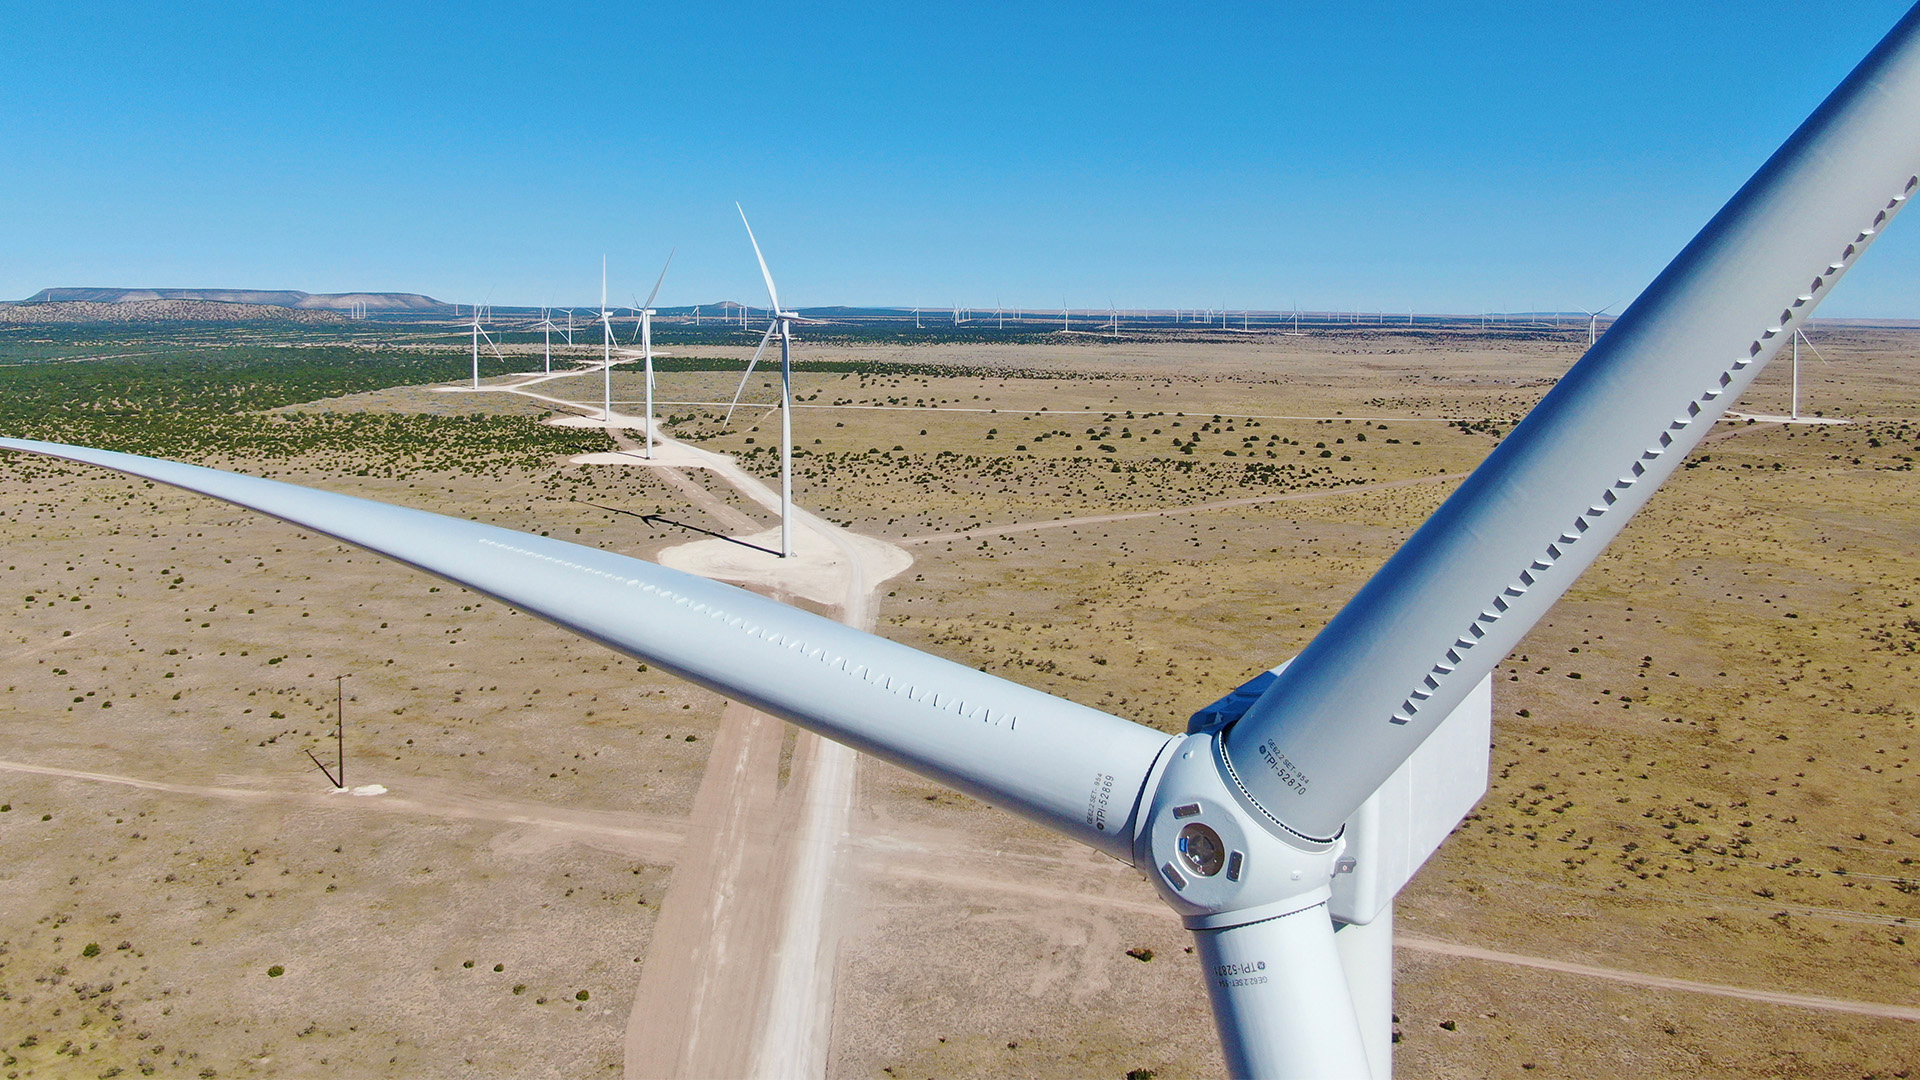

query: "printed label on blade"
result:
(1213, 960), (1268, 988)
(1255, 740), (1309, 795)
(1084, 772), (1116, 832)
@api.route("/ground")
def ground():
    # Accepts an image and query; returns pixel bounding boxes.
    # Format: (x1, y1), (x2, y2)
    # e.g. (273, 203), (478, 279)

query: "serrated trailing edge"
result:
(1385, 173), (1916, 729)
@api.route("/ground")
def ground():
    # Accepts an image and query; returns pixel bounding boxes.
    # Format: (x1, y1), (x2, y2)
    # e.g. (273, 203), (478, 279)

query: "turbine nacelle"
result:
(9, 12), (1920, 1074)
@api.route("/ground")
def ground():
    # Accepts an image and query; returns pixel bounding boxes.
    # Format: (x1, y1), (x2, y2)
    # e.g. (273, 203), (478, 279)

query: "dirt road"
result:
(473, 381), (903, 1079)
(1396, 934), (1920, 1022)
(0, 758), (686, 861)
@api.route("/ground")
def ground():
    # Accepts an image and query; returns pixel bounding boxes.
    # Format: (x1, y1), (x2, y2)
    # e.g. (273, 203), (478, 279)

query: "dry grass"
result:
(3, 325), (1917, 1078)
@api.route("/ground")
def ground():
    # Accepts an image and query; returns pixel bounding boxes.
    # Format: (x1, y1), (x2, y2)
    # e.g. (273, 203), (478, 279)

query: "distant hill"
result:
(20, 288), (447, 312)
(0, 299), (349, 325)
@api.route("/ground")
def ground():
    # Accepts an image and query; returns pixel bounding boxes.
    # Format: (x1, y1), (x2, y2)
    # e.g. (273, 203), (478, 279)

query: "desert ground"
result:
(1, 322), (1916, 1078)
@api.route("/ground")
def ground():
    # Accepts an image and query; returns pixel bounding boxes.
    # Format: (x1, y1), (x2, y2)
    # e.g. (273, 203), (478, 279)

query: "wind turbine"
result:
(625, 250), (675, 458)
(535, 307), (559, 374)
(1581, 302), (1617, 347)
(468, 305), (504, 389)
(1790, 326), (1832, 420)
(722, 205), (801, 559)
(598, 257), (617, 423)
(7, 12), (1920, 1077)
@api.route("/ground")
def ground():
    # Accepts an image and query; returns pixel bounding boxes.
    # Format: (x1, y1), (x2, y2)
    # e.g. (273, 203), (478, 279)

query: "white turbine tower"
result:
(598, 257), (617, 422)
(723, 205), (801, 559)
(625, 250), (675, 458)
(1793, 327), (1803, 418)
(7, 12), (1920, 1077)
(535, 307), (559, 374)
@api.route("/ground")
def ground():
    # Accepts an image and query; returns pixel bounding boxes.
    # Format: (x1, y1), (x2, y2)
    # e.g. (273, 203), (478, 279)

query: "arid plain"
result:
(2, 324), (1917, 1078)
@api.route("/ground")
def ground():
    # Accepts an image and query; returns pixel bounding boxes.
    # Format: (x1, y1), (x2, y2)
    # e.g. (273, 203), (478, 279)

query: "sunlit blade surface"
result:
(1226, 5), (1920, 841)
(736, 203), (781, 313)
(0, 438), (1171, 859)
(643, 248), (675, 310)
(723, 322), (779, 426)
(1194, 906), (1369, 1079)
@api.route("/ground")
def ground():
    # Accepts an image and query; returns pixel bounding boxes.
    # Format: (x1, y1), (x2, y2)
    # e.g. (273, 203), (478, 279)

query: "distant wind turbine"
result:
(12, 13), (1920, 1073)
(1581, 302), (1618, 347)
(535, 307), (561, 374)
(723, 205), (804, 559)
(628, 250), (674, 458)
(599, 257), (617, 422)
(1790, 326), (1833, 420)
(469, 306), (504, 389)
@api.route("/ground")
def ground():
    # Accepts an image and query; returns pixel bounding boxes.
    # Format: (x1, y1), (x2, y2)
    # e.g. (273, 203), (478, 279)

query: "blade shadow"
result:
(589, 503), (783, 558)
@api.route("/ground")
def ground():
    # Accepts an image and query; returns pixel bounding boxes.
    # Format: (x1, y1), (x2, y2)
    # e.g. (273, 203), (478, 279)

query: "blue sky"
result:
(6, 1), (1919, 315)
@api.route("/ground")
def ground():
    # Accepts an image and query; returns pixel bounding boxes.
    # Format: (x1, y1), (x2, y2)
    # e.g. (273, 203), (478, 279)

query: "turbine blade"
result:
(722, 322), (778, 426)
(0, 437), (1171, 861)
(1222, 5), (1920, 841)
(1797, 327), (1833, 363)
(643, 248), (675, 310)
(736, 203), (781, 313)
(1194, 906), (1371, 1079)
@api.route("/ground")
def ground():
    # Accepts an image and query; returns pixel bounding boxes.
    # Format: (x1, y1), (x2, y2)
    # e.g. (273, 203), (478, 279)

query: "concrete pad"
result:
(570, 445), (720, 468)
(659, 526), (911, 607)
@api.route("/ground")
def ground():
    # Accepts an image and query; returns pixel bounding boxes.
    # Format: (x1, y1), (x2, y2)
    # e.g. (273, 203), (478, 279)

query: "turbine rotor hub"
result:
(1135, 733), (1342, 930)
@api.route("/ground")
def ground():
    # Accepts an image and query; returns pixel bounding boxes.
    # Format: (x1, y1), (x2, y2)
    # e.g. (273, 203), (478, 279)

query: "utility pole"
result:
(306, 674), (348, 789)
